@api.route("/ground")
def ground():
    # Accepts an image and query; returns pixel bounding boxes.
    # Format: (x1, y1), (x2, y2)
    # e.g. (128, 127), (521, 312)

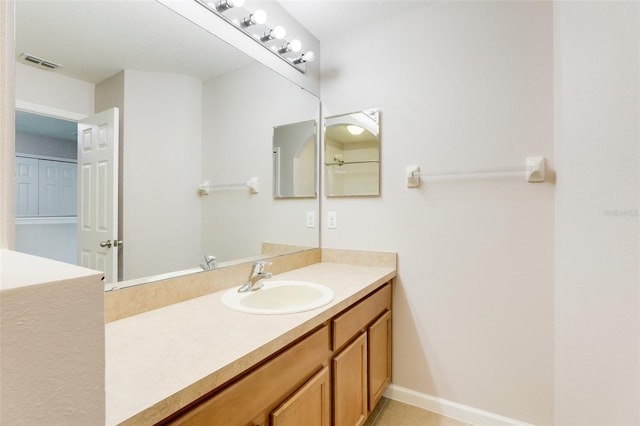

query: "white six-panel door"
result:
(77, 108), (119, 284)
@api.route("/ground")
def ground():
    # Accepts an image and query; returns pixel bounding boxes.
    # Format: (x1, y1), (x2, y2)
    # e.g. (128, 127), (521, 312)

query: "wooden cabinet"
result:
(333, 284), (392, 426)
(164, 326), (331, 426)
(161, 282), (392, 426)
(271, 366), (331, 426)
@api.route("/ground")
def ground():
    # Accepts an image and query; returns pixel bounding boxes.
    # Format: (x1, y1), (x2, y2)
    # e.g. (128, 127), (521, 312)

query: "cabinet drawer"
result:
(165, 325), (330, 425)
(332, 283), (391, 350)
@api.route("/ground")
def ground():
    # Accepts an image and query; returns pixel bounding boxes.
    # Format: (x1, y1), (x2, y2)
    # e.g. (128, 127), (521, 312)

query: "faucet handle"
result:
(251, 260), (271, 274)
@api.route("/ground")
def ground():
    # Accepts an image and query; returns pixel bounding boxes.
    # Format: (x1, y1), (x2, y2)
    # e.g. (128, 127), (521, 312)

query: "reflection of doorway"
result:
(14, 105), (120, 284)
(14, 110), (79, 264)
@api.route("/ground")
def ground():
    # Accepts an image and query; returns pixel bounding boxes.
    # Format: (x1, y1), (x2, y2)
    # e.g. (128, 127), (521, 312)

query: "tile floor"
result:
(364, 398), (472, 426)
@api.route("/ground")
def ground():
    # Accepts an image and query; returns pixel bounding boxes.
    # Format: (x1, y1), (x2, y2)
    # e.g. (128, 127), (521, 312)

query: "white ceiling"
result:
(16, 0), (430, 86)
(277, 0), (430, 43)
(15, 0), (253, 84)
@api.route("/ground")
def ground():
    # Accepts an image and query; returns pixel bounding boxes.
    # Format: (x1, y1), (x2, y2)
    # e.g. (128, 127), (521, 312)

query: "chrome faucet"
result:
(200, 254), (218, 271)
(238, 261), (272, 293)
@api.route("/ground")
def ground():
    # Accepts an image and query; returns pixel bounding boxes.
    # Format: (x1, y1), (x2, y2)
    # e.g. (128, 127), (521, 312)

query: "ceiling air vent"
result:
(19, 53), (62, 70)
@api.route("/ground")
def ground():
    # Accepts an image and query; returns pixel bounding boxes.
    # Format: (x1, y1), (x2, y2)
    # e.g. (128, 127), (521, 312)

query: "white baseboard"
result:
(383, 384), (533, 426)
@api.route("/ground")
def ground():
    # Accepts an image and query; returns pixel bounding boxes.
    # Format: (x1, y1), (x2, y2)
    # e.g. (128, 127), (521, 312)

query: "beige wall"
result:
(0, 0), (15, 249)
(321, 2), (555, 424)
(554, 1), (640, 424)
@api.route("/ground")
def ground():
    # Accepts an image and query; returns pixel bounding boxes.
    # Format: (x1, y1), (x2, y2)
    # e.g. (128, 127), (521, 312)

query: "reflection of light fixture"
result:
(293, 51), (315, 64)
(278, 39), (301, 54)
(347, 125), (365, 136)
(214, 0), (244, 11)
(261, 26), (286, 42)
(241, 9), (267, 27)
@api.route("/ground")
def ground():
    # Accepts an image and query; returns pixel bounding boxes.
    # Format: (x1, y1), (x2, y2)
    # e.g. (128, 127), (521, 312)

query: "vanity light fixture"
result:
(195, 0), (313, 73)
(347, 125), (365, 136)
(214, 0), (244, 11)
(241, 9), (267, 27)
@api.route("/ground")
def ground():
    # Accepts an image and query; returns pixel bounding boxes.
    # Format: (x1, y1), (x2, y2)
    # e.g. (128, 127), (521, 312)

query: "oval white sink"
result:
(221, 280), (334, 315)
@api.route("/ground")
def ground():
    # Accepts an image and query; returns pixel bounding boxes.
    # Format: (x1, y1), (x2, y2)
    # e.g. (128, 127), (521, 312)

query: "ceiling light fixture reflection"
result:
(215, 0), (245, 11)
(196, 0), (313, 73)
(347, 125), (365, 136)
(241, 9), (267, 27)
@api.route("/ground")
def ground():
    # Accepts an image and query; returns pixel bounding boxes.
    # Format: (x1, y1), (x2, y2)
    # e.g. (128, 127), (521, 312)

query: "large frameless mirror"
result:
(272, 119), (317, 198)
(14, 0), (320, 289)
(324, 109), (380, 197)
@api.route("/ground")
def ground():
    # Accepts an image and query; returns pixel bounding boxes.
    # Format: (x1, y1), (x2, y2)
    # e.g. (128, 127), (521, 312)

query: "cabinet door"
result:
(271, 366), (330, 426)
(368, 311), (391, 410)
(333, 332), (367, 426)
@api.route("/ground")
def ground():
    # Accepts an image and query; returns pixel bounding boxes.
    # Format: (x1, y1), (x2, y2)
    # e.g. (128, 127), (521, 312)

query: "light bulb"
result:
(293, 51), (315, 65)
(253, 9), (267, 24)
(347, 125), (365, 136)
(261, 26), (286, 42)
(278, 39), (302, 54)
(228, 0), (245, 6)
(272, 26), (286, 40)
(302, 51), (315, 62)
(242, 9), (267, 27)
(288, 39), (302, 52)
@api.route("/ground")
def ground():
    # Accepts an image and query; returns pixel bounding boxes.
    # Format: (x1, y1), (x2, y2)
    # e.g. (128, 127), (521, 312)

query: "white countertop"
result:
(105, 262), (396, 425)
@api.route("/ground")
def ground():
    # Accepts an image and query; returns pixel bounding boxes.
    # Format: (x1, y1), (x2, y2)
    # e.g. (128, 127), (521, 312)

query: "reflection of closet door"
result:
(15, 157), (39, 217)
(39, 159), (77, 217)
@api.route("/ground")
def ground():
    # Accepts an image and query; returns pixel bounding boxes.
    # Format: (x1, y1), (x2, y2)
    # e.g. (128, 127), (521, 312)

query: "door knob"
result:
(100, 240), (112, 248)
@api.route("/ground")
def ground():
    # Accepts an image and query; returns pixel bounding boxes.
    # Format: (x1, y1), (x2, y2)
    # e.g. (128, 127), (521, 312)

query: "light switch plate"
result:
(328, 211), (337, 229)
(306, 211), (315, 228)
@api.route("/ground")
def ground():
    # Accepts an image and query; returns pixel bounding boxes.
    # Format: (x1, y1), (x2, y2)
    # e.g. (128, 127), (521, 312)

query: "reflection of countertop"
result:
(105, 262), (396, 425)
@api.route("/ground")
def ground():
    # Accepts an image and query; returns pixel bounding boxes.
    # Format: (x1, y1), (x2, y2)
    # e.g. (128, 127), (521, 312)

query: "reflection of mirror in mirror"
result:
(273, 120), (317, 198)
(14, 0), (320, 288)
(324, 109), (380, 197)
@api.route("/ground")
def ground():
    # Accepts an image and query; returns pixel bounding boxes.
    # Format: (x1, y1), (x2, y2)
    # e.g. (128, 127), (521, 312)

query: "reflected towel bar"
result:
(199, 178), (259, 195)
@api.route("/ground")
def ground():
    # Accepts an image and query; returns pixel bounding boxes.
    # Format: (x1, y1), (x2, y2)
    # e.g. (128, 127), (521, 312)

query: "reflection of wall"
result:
(273, 120), (315, 197)
(201, 63), (318, 262)
(97, 70), (203, 281)
(294, 135), (315, 196)
(15, 62), (94, 116)
(322, 1), (555, 424)
(15, 132), (76, 159)
(325, 136), (379, 196)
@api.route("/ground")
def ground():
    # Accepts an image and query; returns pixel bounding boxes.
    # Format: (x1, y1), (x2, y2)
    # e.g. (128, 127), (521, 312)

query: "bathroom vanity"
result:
(106, 257), (396, 425)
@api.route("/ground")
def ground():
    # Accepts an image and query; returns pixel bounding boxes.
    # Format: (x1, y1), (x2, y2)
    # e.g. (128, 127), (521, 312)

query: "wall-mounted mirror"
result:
(273, 120), (317, 198)
(324, 109), (380, 197)
(14, 0), (320, 288)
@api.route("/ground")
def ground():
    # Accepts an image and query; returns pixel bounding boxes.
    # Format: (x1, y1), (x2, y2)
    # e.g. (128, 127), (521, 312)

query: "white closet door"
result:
(15, 156), (39, 217)
(38, 159), (77, 216)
